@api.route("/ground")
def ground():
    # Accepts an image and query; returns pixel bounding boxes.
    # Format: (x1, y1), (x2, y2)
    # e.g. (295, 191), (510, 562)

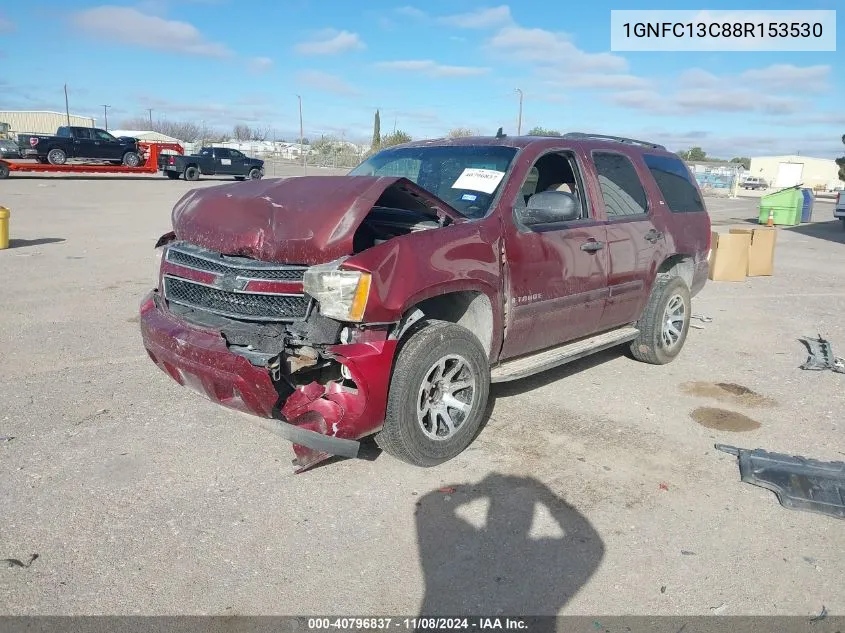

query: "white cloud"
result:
(609, 85), (803, 116)
(395, 6), (427, 19)
(294, 29), (365, 55)
(441, 5), (512, 29)
(544, 73), (651, 91)
(71, 6), (230, 57)
(489, 26), (628, 72)
(376, 60), (489, 78)
(296, 70), (360, 96)
(248, 57), (273, 74)
(0, 14), (15, 32)
(739, 64), (830, 92)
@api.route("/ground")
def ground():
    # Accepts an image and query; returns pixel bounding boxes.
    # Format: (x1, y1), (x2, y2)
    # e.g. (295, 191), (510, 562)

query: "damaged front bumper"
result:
(139, 291), (398, 471)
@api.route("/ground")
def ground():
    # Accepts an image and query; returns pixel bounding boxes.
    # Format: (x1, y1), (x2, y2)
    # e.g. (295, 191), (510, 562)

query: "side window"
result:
(74, 128), (92, 140)
(94, 130), (114, 141)
(200, 148), (212, 156)
(215, 148), (230, 159)
(230, 150), (244, 159)
(593, 152), (648, 218)
(515, 151), (588, 220)
(643, 154), (705, 213)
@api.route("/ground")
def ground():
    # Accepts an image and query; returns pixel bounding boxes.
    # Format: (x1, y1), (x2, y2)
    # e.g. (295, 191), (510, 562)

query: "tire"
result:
(234, 176), (246, 181)
(36, 157), (49, 164)
(0, 163), (9, 179)
(629, 275), (691, 365)
(47, 148), (67, 165)
(375, 320), (490, 467)
(248, 168), (262, 180)
(165, 171), (180, 180)
(122, 151), (141, 167)
(184, 166), (200, 181)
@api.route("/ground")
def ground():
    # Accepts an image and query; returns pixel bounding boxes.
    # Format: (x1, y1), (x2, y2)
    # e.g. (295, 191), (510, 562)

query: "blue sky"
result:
(1, 0), (842, 157)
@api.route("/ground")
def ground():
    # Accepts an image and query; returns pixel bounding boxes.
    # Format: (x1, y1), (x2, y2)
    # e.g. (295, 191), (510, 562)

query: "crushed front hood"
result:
(171, 175), (464, 265)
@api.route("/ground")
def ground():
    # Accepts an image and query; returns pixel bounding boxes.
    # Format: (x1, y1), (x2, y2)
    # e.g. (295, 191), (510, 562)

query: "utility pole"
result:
(515, 88), (523, 136)
(64, 84), (71, 126)
(100, 105), (110, 131)
(297, 94), (305, 167)
(147, 108), (153, 129)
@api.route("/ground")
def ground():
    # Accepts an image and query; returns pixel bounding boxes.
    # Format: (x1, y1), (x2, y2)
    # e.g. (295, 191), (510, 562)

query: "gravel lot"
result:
(1, 173), (843, 616)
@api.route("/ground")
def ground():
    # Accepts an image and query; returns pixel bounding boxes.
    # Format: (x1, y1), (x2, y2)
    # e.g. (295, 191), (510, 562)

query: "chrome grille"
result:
(165, 242), (306, 280)
(164, 277), (308, 321)
(162, 242), (309, 321)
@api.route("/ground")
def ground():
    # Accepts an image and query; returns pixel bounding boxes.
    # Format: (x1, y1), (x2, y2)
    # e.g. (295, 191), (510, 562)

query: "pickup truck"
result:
(835, 191), (845, 228)
(139, 131), (711, 472)
(158, 146), (264, 181)
(18, 126), (142, 166)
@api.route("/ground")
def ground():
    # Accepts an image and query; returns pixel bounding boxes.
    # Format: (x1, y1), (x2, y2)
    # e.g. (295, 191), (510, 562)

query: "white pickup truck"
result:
(836, 191), (845, 229)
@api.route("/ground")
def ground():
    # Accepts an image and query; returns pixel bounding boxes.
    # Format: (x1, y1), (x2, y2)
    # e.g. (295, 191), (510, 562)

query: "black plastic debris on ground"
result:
(716, 445), (845, 520)
(2, 553), (39, 569)
(798, 335), (845, 374)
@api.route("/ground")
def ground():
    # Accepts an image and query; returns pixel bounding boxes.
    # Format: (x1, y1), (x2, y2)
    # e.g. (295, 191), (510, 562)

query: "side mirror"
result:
(516, 191), (580, 226)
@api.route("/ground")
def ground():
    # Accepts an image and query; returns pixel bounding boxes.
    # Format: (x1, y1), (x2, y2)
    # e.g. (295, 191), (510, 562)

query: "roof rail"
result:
(561, 132), (666, 150)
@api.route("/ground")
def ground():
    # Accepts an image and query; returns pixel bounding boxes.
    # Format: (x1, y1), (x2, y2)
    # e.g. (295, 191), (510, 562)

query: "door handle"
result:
(644, 229), (664, 243)
(580, 240), (604, 252)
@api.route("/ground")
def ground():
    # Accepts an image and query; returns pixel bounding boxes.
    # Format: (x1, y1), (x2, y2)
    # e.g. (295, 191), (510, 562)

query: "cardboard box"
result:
(729, 227), (777, 276)
(708, 230), (750, 282)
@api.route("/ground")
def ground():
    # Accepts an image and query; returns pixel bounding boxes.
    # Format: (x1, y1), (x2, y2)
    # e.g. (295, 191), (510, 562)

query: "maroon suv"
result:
(140, 132), (711, 471)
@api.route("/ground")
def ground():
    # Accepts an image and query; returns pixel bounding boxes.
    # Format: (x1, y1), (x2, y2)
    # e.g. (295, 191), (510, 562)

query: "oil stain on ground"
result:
(680, 381), (777, 407)
(691, 407), (761, 432)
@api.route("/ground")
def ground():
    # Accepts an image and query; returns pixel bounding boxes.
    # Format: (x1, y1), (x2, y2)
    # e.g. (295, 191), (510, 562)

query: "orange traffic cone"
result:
(766, 208), (774, 227)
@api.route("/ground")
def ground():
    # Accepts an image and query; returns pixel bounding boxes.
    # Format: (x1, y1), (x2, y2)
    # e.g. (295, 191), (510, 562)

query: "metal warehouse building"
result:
(0, 111), (96, 136)
(749, 155), (844, 190)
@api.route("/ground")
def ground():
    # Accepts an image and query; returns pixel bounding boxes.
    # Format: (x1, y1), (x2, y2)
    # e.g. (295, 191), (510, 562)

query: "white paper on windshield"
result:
(451, 168), (506, 194)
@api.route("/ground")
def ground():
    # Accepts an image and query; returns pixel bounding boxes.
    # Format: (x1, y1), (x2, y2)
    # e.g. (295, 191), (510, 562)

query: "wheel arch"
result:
(397, 286), (498, 362)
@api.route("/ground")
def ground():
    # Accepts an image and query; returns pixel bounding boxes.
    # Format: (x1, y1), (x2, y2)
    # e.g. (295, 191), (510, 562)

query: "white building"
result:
(0, 110), (96, 135)
(749, 155), (844, 190)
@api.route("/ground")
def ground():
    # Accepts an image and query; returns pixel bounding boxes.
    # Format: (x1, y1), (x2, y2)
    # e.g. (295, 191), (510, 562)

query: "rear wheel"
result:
(248, 167), (262, 180)
(184, 166), (200, 181)
(234, 176), (246, 181)
(0, 163), (9, 179)
(629, 275), (691, 365)
(375, 320), (490, 467)
(122, 151), (141, 167)
(47, 148), (67, 165)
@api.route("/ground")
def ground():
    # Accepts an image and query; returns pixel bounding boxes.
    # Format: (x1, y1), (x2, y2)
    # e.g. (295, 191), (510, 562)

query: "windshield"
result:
(349, 144), (518, 218)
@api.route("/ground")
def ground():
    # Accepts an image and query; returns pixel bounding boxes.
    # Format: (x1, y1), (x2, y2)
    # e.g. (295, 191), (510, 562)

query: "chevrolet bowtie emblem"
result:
(214, 272), (248, 292)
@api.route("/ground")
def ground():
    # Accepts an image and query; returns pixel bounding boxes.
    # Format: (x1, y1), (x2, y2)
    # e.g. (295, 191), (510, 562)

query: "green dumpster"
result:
(758, 186), (803, 226)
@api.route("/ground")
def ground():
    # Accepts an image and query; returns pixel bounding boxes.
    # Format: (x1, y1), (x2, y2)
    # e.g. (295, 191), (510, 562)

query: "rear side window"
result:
(643, 154), (705, 213)
(593, 152), (648, 218)
(215, 148), (230, 158)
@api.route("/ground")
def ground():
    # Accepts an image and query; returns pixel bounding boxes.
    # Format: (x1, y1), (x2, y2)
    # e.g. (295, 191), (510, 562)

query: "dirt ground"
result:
(1, 172), (843, 616)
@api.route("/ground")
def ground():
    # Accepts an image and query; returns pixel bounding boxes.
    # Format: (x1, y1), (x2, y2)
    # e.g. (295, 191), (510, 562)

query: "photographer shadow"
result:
(415, 473), (604, 625)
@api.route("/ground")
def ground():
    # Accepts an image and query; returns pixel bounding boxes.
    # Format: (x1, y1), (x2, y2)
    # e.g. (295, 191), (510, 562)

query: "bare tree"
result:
(119, 117), (202, 142)
(250, 125), (271, 141)
(233, 124), (251, 141)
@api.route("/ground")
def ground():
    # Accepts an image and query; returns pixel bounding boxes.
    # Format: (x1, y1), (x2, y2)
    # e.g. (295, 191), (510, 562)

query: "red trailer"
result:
(0, 141), (183, 178)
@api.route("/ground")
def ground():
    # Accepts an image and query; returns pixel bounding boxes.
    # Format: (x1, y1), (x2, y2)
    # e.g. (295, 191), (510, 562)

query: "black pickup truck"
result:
(18, 126), (142, 166)
(159, 146), (264, 181)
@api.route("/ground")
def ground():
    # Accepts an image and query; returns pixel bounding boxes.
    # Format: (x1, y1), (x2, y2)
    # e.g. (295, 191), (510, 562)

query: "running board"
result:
(491, 327), (640, 383)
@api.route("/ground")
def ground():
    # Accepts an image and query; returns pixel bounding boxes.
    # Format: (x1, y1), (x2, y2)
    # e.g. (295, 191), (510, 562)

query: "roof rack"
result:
(561, 132), (666, 150)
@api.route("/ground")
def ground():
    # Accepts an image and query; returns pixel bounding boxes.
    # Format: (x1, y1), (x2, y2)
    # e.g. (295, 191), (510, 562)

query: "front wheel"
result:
(629, 275), (691, 365)
(0, 163), (9, 179)
(248, 167), (262, 180)
(122, 151), (141, 167)
(375, 320), (490, 467)
(47, 148), (67, 165)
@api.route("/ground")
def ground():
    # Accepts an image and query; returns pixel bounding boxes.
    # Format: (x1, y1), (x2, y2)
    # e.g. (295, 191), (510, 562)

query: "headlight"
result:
(154, 246), (165, 289)
(303, 259), (372, 322)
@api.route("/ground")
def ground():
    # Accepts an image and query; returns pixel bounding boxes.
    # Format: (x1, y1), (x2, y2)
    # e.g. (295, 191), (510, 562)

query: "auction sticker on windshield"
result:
(451, 168), (506, 194)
